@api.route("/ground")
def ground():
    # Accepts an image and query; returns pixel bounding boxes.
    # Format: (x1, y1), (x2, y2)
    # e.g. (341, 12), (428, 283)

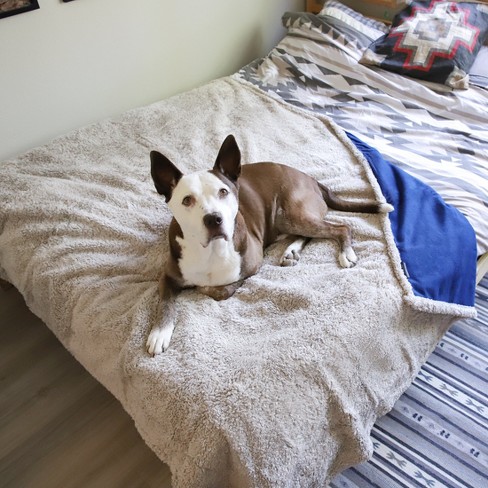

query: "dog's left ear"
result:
(213, 135), (241, 182)
(150, 150), (183, 203)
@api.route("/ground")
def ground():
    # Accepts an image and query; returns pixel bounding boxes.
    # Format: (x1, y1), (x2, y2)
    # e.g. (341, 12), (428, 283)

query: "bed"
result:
(1, 1), (487, 487)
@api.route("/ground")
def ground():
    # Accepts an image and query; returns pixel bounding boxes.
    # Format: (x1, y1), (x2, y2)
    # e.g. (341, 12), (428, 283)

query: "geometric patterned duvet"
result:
(237, 12), (488, 255)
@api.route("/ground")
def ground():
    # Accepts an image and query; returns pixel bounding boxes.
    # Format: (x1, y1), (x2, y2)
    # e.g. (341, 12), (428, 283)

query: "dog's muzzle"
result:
(203, 212), (226, 244)
(203, 212), (223, 229)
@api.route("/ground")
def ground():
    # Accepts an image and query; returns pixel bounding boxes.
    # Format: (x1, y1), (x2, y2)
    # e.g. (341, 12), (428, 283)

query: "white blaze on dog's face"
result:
(168, 170), (239, 247)
(151, 135), (242, 250)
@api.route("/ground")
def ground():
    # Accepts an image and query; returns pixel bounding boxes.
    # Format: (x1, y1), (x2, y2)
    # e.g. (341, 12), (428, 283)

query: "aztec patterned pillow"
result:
(360, 0), (488, 89)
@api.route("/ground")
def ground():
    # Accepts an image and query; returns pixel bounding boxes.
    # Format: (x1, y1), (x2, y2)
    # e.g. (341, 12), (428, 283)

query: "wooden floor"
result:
(0, 285), (172, 488)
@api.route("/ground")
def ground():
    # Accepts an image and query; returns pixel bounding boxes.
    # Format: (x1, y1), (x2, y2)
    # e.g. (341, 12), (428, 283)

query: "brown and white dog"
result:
(147, 135), (392, 355)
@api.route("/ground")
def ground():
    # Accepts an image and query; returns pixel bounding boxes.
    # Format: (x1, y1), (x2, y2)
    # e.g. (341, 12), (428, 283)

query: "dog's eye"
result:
(219, 188), (229, 198)
(182, 195), (194, 207)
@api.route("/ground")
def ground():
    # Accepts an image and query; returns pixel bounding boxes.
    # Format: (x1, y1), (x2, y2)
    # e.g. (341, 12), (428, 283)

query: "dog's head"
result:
(151, 135), (241, 247)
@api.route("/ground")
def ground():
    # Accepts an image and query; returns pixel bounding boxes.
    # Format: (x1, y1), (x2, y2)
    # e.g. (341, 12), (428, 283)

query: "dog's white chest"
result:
(177, 237), (241, 287)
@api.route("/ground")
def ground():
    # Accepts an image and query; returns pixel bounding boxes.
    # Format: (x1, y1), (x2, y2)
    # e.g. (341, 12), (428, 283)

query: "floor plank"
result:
(0, 286), (172, 488)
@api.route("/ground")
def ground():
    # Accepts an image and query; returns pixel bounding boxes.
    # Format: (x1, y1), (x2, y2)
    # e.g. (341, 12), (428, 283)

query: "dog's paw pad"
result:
(280, 250), (300, 267)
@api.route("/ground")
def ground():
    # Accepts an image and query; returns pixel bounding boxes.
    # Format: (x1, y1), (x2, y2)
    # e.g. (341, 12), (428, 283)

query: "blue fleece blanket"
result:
(347, 133), (477, 307)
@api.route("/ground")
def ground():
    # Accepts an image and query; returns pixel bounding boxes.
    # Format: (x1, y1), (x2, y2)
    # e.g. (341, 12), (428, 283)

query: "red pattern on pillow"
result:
(360, 0), (488, 89)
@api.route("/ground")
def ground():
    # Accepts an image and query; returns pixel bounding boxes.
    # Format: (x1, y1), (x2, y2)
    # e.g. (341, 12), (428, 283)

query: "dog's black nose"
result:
(203, 212), (223, 229)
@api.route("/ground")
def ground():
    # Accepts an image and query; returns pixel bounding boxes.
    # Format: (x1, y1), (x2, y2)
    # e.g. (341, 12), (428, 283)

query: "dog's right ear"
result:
(150, 151), (183, 203)
(213, 135), (241, 182)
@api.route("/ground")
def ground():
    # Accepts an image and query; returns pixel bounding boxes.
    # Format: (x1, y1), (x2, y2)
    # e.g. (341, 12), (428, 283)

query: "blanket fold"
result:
(347, 132), (477, 307)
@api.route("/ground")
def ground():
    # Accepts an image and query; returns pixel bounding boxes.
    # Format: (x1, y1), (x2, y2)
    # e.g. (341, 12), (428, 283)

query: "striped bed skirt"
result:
(332, 277), (488, 488)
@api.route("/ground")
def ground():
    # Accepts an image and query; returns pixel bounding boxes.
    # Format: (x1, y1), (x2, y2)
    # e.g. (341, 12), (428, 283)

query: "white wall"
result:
(0, 0), (304, 160)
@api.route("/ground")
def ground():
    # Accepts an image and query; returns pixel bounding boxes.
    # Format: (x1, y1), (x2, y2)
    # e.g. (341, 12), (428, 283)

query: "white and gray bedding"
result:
(238, 10), (488, 256)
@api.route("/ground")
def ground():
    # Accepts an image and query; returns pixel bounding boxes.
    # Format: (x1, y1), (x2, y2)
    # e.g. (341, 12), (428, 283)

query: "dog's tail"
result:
(319, 183), (393, 214)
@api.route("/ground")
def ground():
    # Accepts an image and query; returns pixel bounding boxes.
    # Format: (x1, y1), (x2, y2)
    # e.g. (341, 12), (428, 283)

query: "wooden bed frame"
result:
(306, 0), (401, 16)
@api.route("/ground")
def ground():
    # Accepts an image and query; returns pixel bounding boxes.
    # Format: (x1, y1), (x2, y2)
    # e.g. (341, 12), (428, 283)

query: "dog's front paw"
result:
(198, 281), (242, 301)
(146, 325), (174, 356)
(280, 249), (300, 267)
(339, 247), (358, 268)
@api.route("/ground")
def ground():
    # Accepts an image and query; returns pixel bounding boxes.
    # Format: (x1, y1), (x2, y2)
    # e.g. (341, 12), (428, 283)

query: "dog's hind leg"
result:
(310, 220), (358, 268)
(279, 213), (358, 268)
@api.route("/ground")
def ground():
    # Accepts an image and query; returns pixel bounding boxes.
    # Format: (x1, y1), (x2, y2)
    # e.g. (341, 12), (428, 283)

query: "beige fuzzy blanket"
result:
(0, 77), (476, 487)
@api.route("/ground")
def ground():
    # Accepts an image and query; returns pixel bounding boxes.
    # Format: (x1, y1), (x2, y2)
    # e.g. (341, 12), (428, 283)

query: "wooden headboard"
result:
(305, 1), (404, 19)
(306, 0), (323, 13)
(306, 1), (406, 15)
